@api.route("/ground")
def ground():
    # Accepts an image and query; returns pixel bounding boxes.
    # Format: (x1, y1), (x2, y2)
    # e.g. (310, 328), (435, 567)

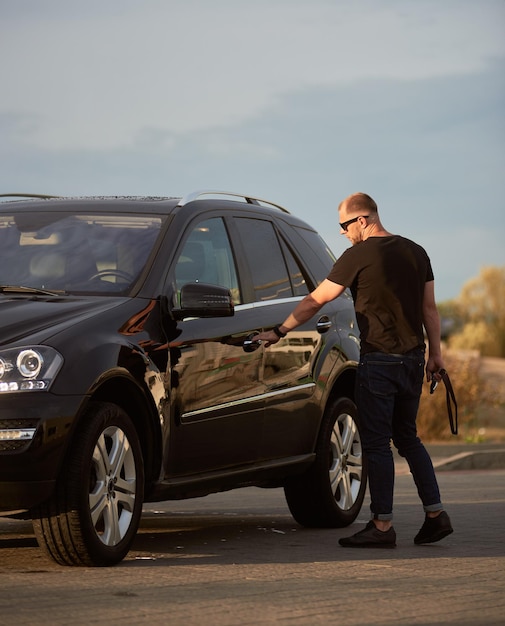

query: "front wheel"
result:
(284, 396), (367, 527)
(32, 402), (144, 566)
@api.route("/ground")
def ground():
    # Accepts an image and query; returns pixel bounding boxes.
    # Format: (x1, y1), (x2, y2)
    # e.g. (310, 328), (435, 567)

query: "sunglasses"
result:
(339, 215), (369, 232)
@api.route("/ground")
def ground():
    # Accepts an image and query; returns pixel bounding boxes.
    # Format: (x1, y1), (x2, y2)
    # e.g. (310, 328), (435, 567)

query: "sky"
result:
(1, 0), (504, 301)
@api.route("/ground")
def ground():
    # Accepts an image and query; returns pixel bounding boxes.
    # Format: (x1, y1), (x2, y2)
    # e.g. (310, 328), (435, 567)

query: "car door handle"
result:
(243, 333), (262, 353)
(316, 316), (332, 333)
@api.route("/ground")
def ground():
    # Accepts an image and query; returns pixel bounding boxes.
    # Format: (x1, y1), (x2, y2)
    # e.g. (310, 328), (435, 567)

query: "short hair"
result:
(340, 193), (378, 214)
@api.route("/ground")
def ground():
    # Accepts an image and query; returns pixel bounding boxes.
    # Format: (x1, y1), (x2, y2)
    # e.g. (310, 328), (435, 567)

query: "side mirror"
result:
(173, 282), (234, 320)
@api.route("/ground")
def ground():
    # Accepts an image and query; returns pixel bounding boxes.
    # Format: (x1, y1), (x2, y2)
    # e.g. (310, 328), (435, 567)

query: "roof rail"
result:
(0, 193), (60, 200)
(177, 190), (290, 214)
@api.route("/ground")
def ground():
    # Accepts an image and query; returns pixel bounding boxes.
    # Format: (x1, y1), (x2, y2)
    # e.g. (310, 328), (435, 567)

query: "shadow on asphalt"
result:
(124, 506), (494, 567)
(1, 472), (504, 568)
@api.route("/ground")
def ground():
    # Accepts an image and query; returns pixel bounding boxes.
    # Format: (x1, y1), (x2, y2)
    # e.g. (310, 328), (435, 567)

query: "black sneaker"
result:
(339, 521), (397, 548)
(414, 511), (453, 545)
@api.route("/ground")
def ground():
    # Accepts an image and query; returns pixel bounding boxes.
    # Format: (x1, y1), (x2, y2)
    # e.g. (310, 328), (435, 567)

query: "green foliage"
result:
(441, 266), (505, 358)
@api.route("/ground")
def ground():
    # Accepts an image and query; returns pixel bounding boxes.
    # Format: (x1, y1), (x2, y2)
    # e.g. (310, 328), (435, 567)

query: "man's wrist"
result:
(273, 324), (287, 338)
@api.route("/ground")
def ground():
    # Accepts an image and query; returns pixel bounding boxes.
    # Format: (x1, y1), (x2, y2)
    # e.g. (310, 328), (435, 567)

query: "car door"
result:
(164, 215), (266, 476)
(232, 216), (326, 460)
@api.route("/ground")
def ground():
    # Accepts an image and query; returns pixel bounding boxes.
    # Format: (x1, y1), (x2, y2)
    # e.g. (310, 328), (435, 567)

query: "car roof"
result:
(0, 190), (316, 230)
(0, 194), (180, 215)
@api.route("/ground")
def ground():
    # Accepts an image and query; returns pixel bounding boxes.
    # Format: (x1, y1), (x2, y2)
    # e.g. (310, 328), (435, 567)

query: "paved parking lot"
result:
(1, 466), (504, 626)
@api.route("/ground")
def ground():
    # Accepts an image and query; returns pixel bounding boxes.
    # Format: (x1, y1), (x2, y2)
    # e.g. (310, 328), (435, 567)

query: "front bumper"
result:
(0, 392), (86, 513)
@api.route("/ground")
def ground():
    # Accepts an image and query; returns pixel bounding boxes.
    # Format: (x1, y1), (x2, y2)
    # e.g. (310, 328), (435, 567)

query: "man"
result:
(256, 192), (453, 548)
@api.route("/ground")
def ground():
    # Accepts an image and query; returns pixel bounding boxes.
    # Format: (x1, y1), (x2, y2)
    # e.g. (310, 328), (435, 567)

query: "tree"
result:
(446, 266), (505, 357)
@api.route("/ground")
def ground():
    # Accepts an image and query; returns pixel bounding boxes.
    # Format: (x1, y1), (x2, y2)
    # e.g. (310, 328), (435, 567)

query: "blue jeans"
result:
(356, 350), (443, 521)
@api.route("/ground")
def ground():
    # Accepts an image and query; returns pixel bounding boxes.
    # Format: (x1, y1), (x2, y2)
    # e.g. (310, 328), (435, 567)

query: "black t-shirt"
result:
(327, 235), (434, 355)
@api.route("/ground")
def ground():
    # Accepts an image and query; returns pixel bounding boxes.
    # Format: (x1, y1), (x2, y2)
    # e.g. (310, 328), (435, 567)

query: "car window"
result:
(174, 217), (241, 304)
(292, 226), (337, 282)
(279, 237), (310, 297)
(234, 217), (308, 302)
(0, 212), (164, 294)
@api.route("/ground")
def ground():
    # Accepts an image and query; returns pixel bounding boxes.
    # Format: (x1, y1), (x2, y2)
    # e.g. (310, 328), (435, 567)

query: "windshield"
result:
(0, 212), (165, 295)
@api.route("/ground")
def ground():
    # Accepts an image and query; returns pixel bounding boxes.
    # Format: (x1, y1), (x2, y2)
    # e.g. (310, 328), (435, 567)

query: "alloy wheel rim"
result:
(89, 425), (137, 546)
(329, 413), (364, 511)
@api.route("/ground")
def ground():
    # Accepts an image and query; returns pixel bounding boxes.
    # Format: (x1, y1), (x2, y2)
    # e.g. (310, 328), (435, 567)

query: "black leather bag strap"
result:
(440, 368), (458, 435)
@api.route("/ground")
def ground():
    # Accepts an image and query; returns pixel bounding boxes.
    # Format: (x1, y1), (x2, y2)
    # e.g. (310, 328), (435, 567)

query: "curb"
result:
(434, 449), (505, 471)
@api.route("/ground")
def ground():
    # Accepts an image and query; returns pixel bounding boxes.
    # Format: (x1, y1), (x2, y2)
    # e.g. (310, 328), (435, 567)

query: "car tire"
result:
(284, 396), (367, 527)
(32, 401), (144, 566)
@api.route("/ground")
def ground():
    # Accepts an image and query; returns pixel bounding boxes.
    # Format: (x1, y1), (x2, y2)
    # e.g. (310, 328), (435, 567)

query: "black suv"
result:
(0, 191), (365, 566)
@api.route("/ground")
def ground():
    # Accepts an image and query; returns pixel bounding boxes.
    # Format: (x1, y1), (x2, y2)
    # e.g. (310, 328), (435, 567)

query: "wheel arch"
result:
(326, 363), (357, 408)
(89, 376), (163, 490)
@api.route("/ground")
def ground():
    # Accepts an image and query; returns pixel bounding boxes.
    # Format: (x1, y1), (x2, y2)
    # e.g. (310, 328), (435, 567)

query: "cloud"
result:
(1, 0), (504, 150)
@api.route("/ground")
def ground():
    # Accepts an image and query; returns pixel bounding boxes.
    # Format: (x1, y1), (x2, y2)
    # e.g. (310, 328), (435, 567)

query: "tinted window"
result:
(293, 227), (336, 281)
(235, 217), (302, 302)
(279, 238), (309, 297)
(174, 217), (241, 304)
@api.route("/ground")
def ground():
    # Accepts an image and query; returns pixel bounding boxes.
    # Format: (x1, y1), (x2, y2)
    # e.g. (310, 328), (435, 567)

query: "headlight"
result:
(0, 346), (63, 393)
(17, 349), (43, 378)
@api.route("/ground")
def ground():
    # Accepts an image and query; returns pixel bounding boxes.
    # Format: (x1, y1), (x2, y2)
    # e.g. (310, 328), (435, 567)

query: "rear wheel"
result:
(32, 402), (144, 566)
(284, 396), (367, 527)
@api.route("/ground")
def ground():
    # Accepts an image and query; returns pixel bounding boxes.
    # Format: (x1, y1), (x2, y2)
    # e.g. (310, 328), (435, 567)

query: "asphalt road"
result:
(1, 468), (504, 626)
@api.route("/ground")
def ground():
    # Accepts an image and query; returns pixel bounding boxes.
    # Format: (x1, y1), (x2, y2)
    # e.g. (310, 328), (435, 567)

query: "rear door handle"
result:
(316, 315), (332, 333)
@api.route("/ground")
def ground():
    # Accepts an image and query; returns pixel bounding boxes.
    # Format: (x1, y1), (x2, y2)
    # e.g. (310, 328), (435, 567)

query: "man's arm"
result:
(422, 280), (445, 382)
(256, 279), (346, 346)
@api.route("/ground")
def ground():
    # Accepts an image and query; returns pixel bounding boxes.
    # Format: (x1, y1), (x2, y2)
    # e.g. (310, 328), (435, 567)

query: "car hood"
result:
(0, 294), (129, 346)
